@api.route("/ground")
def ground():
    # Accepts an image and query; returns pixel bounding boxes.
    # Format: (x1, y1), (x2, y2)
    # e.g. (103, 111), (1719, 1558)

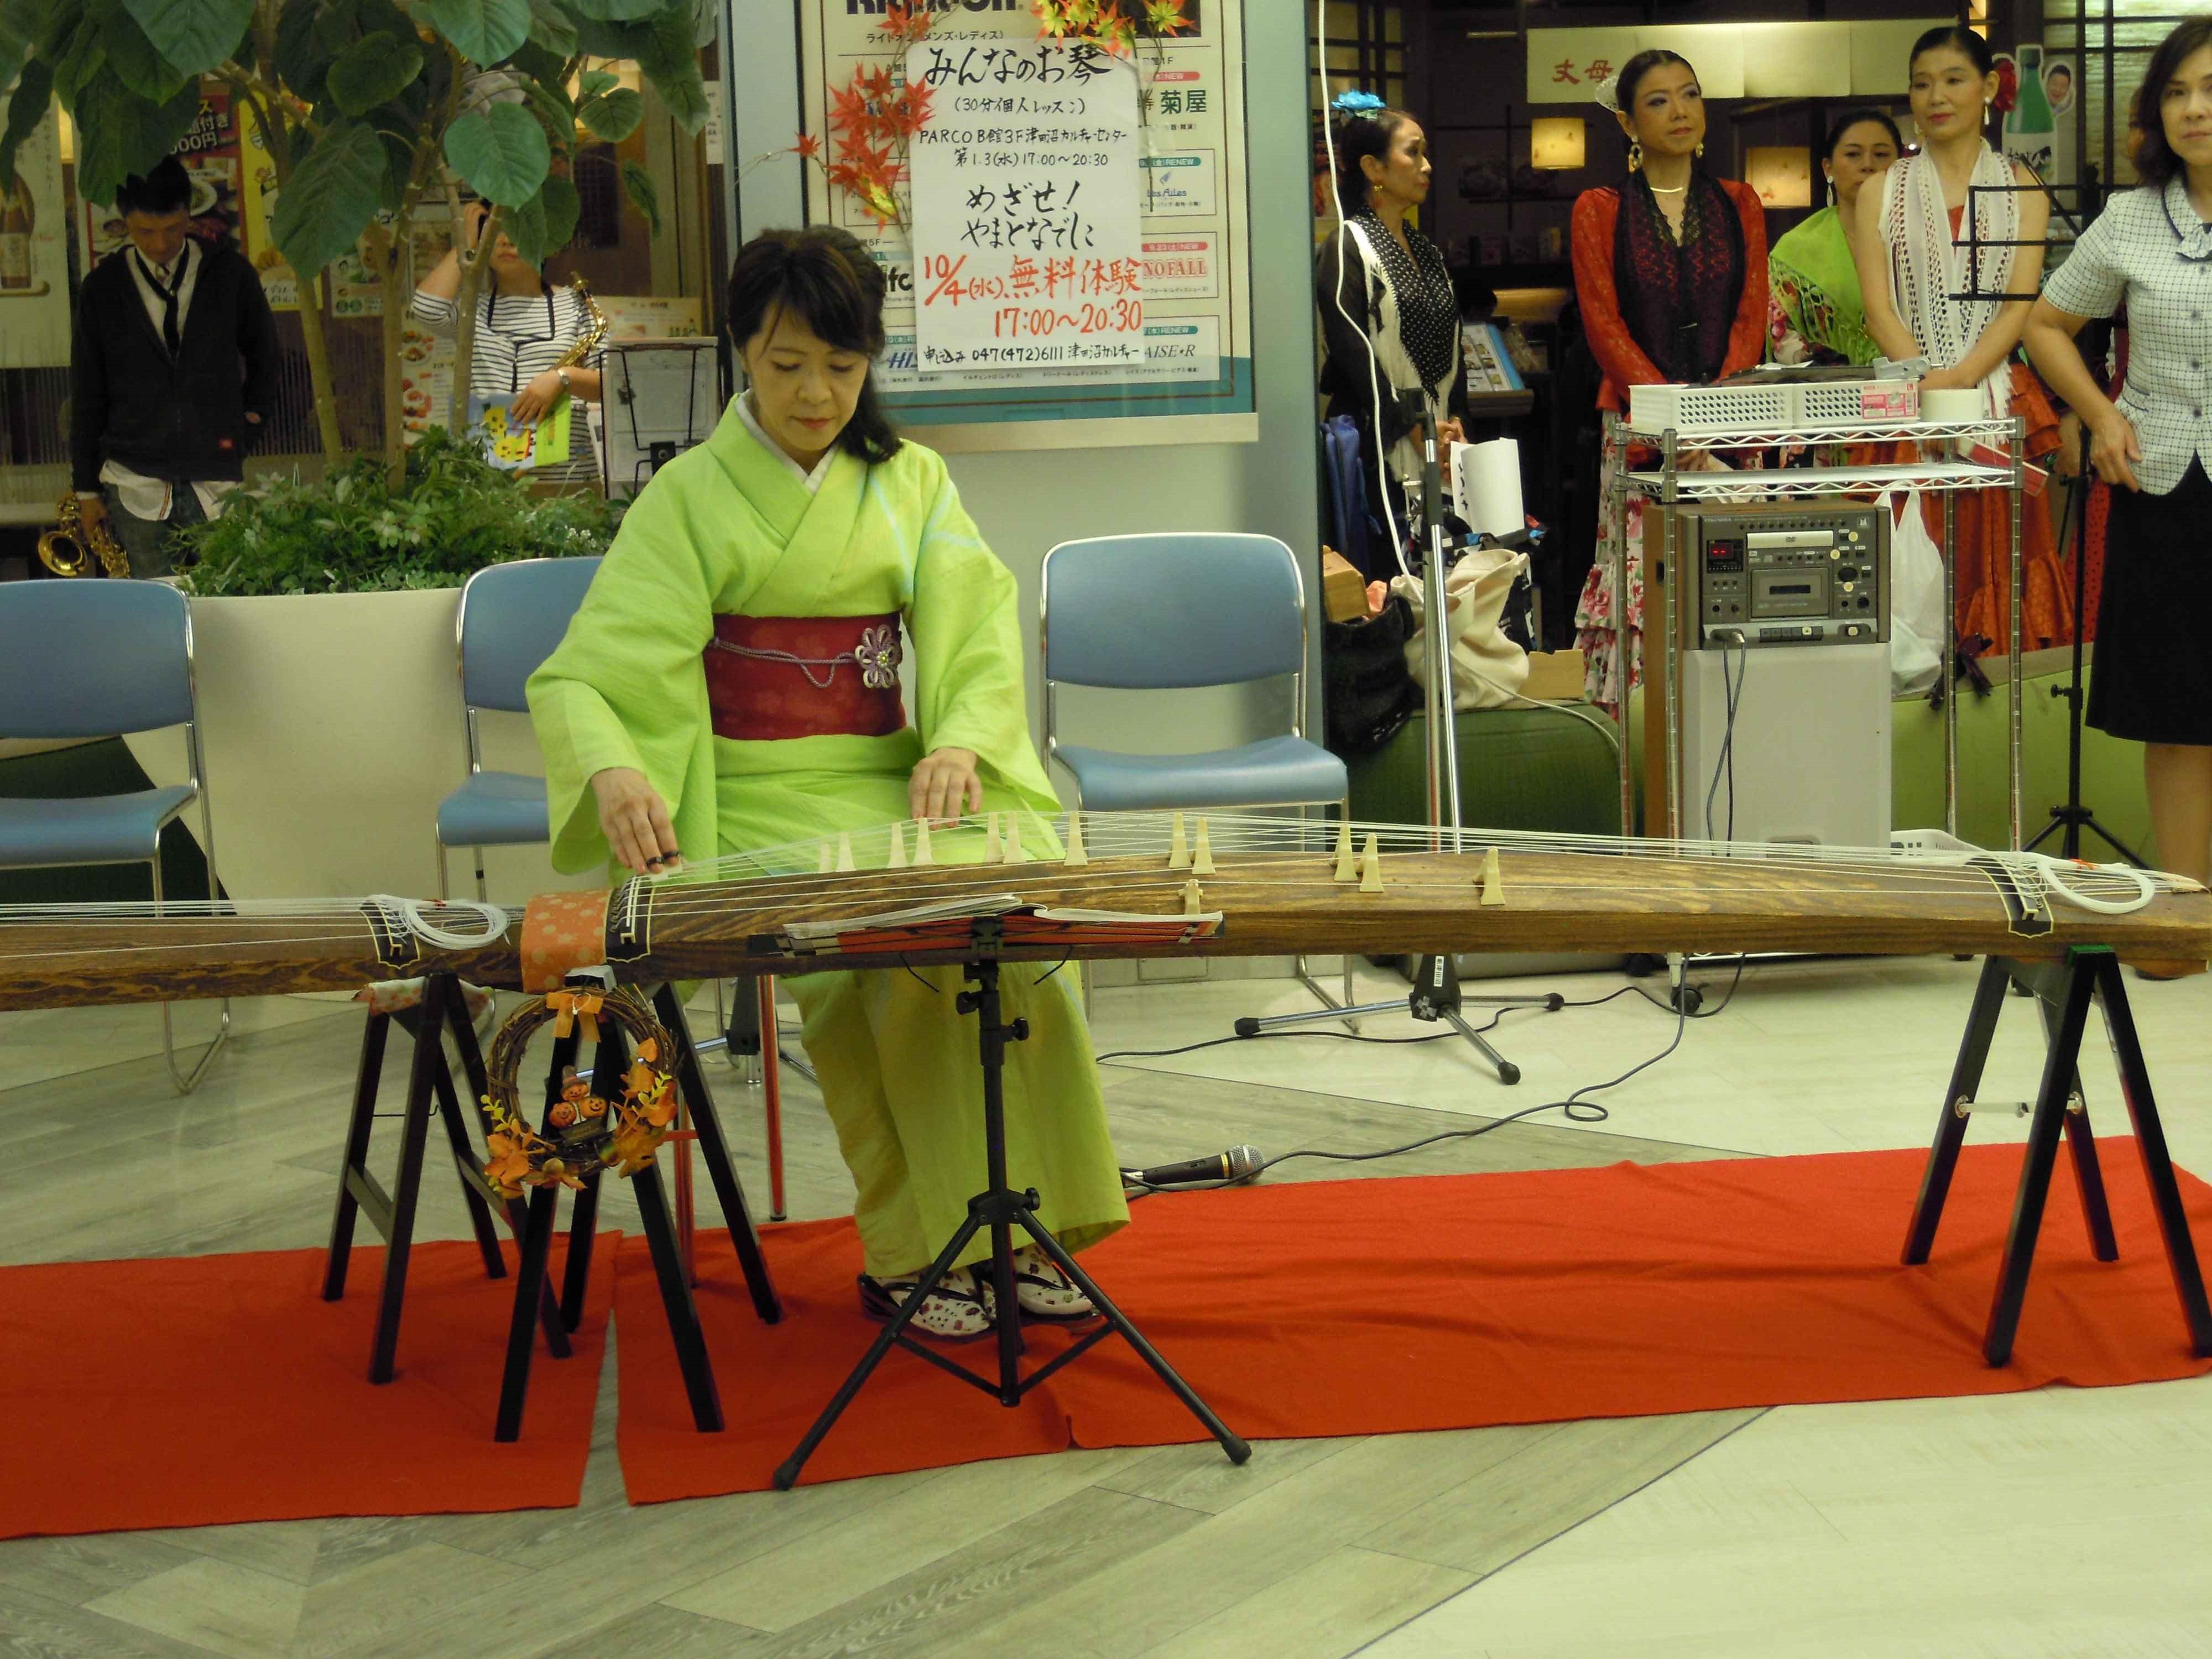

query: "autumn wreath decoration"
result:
(478, 987), (680, 1196)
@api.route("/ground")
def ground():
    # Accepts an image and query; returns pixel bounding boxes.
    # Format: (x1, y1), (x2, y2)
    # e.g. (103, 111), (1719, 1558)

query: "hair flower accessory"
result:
(1332, 90), (1385, 118)
(1991, 57), (2019, 118)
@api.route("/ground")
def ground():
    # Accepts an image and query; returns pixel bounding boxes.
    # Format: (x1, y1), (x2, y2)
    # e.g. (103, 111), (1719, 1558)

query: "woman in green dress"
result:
(527, 226), (1127, 1340)
(1767, 109), (1903, 367)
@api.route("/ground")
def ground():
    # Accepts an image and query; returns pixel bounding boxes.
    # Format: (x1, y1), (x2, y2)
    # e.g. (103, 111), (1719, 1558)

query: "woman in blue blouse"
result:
(2026, 15), (2212, 906)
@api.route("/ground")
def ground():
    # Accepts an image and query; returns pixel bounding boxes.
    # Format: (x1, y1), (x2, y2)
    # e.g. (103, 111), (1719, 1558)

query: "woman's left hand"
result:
(910, 747), (983, 825)
(1437, 416), (1466, 448)
(509, 370), (565, 425)
(1918, 364), (1970, 394)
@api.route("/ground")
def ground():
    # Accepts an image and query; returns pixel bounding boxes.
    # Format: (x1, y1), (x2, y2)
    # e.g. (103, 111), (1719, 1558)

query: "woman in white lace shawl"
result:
(1854, 25), (2075, 654)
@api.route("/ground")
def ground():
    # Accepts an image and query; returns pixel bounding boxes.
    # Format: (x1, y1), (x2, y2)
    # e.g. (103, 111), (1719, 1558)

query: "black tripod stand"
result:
(774, 922), (1250, 1490)
(1240, 398), (1561, 1084)
(2022, 412), (2147, 866)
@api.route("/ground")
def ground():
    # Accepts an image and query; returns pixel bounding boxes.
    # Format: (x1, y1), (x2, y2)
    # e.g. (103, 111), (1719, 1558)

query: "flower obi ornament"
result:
(477, 984), (681, 1197)
(857, 623), (902, 690)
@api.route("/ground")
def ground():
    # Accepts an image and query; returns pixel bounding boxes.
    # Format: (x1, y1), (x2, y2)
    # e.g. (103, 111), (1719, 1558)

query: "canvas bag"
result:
(1390, 544), (1532, 711)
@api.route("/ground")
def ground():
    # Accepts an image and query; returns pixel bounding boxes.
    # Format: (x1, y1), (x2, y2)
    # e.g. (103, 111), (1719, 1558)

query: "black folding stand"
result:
(324, 972), (568, 1380)
(773, 922), (1249, 1490)
(493, 980), (782, 1441)
(1905, 948), (2212, 1366)
(2022, 418), (2147, 866)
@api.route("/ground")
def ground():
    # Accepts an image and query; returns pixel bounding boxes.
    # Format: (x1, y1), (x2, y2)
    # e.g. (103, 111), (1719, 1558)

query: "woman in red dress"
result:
(1571, 49), (1770, 708)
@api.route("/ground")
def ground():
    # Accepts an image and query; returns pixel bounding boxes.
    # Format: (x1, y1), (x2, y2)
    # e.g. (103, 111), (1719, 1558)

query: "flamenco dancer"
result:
(528, 226), (1126, 1338)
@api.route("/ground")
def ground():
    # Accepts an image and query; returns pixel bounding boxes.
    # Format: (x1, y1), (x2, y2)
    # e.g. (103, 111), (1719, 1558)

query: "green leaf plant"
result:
(1, 0), (704, 489)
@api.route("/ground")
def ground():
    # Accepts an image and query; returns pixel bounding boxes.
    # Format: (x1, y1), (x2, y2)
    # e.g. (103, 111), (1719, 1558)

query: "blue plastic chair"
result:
(1039, 532), (1353, 1013)
(436, 556), (602, 900)
(0, 580), (228, 1092)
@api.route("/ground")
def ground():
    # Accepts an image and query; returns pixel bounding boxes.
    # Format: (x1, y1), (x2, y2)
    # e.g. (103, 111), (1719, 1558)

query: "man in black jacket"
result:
(70, 156), (279, 577)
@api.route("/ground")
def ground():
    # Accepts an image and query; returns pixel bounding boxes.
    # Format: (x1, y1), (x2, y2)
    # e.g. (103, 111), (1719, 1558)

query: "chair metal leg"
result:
(152, 856), (227, 1094)
(435, 837), (450, 903)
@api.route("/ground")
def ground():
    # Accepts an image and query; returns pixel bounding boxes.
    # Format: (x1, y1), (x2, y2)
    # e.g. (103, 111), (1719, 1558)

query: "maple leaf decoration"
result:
(880, 0), (936, 44)
(1143, 0), (1192, 38)
(791, 132), (823, 160)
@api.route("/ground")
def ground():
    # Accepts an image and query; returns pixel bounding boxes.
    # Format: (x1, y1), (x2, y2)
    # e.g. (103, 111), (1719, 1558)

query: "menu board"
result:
(800, 0), (1254, 445)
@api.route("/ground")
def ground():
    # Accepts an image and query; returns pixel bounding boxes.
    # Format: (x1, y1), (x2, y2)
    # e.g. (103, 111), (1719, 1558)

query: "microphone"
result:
(1120, 1145), (1264, 1188)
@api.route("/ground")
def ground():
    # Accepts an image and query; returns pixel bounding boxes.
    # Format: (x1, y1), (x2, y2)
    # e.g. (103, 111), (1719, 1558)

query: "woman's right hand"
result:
(2087, 406), (2142, 492)
(590, 768), (681, 874)
(459, 201), (492, 252)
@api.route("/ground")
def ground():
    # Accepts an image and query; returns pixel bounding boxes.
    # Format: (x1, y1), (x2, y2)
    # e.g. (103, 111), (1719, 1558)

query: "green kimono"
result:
(526, 400), (1128, 1276)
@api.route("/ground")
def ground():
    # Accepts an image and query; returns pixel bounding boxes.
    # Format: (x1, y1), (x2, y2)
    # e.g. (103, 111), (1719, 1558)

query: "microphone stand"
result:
(2022, 394), (2146, 865)
(1240, 394), (1562, 1085)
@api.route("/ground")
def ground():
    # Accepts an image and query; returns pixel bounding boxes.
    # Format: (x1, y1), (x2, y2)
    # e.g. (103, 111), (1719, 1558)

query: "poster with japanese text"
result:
(906, 39), (1146, 371)
(800, 0), (1253, 446)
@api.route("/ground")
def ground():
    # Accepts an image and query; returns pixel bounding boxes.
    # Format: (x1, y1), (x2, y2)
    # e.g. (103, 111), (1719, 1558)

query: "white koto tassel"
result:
(1333, 822), (1358, 883)
(985, 812), (1002, 863)
(1190, 815), (1216, 875)
(1168, 811), (1191, 870)
(888, 821), (907, 869)
(835, 832), (855, 873)
(1063, 811), (1088, 867)
(817, 842), (834, 874)
(1004, 816), (1024, 863)
(914, 818), (935, 865)
(1358, 834), (1384, 894)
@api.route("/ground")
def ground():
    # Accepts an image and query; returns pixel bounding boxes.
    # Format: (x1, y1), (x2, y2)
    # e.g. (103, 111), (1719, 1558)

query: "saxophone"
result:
(556, 276), (608, 376)
(37, 493), (130, 578)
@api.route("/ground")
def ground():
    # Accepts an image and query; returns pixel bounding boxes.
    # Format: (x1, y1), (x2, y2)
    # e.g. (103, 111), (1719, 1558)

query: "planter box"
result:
(126, 588), (599, 904)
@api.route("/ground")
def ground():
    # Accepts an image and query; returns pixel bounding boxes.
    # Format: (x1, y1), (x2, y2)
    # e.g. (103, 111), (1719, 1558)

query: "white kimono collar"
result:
(737, 393), (839, 495)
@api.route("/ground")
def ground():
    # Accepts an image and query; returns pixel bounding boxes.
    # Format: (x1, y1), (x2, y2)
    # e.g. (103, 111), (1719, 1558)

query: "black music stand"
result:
(774, 919), (1249, 1490)
(2022, 388), (2146, 866)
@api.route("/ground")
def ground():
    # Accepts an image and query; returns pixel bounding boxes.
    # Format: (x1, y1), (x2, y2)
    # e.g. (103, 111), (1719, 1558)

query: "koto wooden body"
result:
(2, 845), (2206, 1012)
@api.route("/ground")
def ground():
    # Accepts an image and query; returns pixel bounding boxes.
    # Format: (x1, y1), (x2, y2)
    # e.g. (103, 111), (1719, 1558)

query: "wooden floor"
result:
(3, 955), (2210, 1657)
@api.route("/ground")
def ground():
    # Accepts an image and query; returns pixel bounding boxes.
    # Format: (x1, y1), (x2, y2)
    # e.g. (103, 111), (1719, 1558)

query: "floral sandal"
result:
(858, 1266), (996, 1342)
(1009, 1245), (1097, 1323)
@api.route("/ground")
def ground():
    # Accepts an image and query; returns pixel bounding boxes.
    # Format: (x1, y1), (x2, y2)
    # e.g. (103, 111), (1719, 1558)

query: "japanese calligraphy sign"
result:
(906, 39), (1146, 371)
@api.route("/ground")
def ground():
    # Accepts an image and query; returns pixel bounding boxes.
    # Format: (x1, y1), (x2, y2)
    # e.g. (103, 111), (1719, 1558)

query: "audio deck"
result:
(1650, 503), (1890, 649)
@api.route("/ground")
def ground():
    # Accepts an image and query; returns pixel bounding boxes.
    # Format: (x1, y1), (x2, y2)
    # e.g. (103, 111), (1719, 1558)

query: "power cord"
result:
(1117, 987), (1687, 1197)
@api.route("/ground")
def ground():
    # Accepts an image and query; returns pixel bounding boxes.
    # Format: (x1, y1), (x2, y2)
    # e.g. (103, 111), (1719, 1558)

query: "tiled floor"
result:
(2, 953), (2208, 1657)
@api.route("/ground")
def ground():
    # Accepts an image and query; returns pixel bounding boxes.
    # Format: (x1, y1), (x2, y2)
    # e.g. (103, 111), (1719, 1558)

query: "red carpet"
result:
(615, 1145), (2212, 1499)
(0, 1237), (613, 1539)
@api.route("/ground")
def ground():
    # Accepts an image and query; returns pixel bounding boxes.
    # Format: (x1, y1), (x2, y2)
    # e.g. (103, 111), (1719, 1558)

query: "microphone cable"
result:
(1117, 985), (1692, 1197)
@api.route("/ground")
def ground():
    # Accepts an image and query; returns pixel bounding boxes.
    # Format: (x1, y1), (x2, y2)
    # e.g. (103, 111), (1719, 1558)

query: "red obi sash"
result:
(703, 613), (907, 742)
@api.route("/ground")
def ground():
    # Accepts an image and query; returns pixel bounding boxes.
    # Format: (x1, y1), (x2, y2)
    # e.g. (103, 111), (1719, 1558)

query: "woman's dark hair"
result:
(1330, 106), (1416, 218)
(727, 225), (900, 464)
(1824, 107), (1905, 161)
(1614, 49), (1694, 118)
(114, 156), (191, 216)
(1909, 25), (1996, 80)
(2130, 17), (2212, 187)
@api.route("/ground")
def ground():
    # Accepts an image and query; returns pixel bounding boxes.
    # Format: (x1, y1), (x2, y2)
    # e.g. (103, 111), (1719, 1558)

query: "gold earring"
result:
(1695, 140), (1705, 159)
(1628, 138), (1644, 172)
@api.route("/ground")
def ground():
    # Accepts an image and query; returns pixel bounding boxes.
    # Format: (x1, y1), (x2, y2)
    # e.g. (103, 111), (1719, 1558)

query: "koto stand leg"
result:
(1904, 957), (2012, 1264)
(322, 1010), (392, 1303)
(1984, 956), (2098, 1365)
(367, 992), (446, 1384)
(494, 1184), (562, 1442)
(2035, 980), (2118, 1262)
(653, 983), (780, 1324)
(2090, 956), (2212, 1355)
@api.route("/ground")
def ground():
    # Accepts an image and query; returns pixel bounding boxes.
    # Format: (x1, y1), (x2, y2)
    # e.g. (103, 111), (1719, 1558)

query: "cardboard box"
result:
(1521, 648), (1588, 702)
(1321, 549), (1370, 624)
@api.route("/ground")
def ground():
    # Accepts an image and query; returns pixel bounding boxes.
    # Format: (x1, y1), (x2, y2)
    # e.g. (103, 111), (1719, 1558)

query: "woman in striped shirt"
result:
(409, 200), (603, 460)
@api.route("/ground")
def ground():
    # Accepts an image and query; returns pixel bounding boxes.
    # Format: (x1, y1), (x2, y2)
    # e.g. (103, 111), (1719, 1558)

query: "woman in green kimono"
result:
(528, 226), (1127, 1340)
(1767, 110), (1903, 367)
